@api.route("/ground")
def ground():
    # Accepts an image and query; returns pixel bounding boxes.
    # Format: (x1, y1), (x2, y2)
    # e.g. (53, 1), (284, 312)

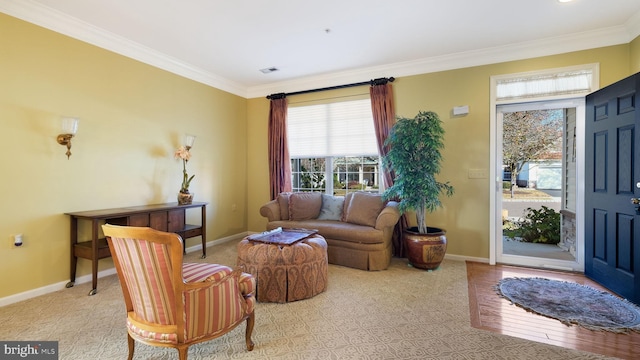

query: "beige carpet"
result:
(0, 240), (613, 359)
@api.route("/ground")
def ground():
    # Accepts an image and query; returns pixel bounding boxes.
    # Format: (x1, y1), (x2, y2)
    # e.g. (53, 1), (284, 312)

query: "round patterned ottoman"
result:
(236, 234), (328, 303)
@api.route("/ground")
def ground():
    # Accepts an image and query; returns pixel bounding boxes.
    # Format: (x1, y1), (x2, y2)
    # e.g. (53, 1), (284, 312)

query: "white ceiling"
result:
(2, 0), (640, 98)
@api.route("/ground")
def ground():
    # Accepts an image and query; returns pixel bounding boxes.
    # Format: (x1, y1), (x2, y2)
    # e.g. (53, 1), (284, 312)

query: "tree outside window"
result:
(503, 110), (563, 198)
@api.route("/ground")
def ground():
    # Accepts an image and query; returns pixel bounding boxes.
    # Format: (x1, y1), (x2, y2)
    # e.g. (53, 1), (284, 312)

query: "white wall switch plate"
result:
(468, 168), (488, 179)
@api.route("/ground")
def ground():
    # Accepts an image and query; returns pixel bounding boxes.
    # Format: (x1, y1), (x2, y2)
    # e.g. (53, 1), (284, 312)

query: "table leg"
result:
(201, 205), (207, 259)
(89, 219), (99, 296)
(66, 217), (78, 289)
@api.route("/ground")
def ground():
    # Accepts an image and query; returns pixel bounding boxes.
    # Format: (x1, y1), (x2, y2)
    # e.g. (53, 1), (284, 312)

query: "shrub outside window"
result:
(291, 156), (380, 195)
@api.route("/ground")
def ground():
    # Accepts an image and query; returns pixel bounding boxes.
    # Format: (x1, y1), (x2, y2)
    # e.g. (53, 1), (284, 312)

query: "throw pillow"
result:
(317, 194), (345, 220)
(341, 192), (354, 222)
(277, 192), (292, 220)
(288, 192), (323, 220)
(344, 192), (386, 227)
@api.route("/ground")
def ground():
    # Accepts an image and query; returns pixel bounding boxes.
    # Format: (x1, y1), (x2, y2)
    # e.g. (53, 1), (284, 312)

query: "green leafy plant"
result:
(382, 111), (454, 234)
(504, 206), (560, 244)
(347, 181), (365, 190)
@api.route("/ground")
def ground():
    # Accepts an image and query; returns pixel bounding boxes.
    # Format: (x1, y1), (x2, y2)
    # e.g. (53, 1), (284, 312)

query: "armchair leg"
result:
(127, 334), (135, 360)
(177, 347), (188, 360)
(245, 312), (255, 351)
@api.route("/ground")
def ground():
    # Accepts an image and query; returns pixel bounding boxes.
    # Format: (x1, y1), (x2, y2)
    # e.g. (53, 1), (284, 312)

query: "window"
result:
(495, 64), (597, 102)
(288, 98), (381, 195)
(491, 64), (595, 268)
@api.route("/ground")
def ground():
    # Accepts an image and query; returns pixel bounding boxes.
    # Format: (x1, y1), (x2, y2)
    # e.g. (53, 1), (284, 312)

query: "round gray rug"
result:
(496, 277), (640, 333)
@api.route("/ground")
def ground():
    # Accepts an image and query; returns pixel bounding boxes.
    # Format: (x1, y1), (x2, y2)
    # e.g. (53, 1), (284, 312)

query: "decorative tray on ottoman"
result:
(246, 227), (318, 246)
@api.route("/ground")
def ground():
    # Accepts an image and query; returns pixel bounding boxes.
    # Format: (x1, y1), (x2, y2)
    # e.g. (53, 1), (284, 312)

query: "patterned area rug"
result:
(496, 277), (640, 333)
(0, 240), (613, 359)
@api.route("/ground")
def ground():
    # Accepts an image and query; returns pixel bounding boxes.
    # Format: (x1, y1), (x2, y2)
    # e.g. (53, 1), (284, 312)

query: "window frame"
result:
(287, 97), (382, 195)
(290, 155), (382, 195)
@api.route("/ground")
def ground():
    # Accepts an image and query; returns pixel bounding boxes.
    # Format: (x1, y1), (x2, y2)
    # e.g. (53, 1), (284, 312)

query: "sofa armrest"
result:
(375, 201), (401, 230)
(260, 200), (281, 222)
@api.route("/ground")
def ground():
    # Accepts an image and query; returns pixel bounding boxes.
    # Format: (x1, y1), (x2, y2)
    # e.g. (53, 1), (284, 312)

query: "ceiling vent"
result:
(259, 67), (279, 74)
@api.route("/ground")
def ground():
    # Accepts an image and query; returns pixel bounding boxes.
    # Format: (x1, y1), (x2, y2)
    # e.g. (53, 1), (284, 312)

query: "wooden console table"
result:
(65, 202), (207, 296)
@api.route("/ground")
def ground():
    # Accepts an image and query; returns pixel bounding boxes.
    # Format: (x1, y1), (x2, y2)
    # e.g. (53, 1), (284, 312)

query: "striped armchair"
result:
(102, 224), (256, 360)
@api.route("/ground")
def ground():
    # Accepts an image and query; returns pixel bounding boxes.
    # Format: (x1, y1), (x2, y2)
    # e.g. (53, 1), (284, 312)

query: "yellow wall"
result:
(0, 14), (247, 298)
(247, 45), (633, 260)
(631, 35), (640, 73)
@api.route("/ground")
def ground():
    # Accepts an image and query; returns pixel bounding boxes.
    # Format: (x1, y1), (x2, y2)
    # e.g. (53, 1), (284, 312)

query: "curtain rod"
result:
(266, 77), (394, 100)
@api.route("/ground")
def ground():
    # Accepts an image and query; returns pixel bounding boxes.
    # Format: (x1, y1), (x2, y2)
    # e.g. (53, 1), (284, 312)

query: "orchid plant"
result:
(174, 146), (195, 194)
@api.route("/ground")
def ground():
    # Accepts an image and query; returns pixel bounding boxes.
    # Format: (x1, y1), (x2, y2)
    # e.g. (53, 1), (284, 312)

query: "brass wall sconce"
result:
(57, 117), (79, 159)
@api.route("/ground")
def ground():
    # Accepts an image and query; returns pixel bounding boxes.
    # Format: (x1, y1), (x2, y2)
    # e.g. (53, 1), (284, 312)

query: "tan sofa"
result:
(259, 191), (400, 271)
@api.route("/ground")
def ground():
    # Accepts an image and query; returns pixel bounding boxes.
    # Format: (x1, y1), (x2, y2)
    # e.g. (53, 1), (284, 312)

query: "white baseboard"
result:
(184, 231), (249, 254)
(0, 267), (117, 307)
(0, 231), (484, 307)
(0, 232), (251, 308)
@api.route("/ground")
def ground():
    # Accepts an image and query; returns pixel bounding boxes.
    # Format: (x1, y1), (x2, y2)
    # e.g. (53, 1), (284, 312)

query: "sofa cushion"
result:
(277, 192), (292, 220)
(288, 192), (323, 220)
(267, 220), (385, 244)
(343, 192), (386, 227)
(317, 194), (345, 221)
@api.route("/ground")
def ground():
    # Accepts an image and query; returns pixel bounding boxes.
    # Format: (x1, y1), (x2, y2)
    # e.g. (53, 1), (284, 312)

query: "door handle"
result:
(632, 198), (640, 214)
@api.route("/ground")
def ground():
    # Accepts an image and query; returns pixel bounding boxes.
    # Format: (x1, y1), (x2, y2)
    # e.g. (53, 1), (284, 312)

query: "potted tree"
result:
(382, 110), (454, 270)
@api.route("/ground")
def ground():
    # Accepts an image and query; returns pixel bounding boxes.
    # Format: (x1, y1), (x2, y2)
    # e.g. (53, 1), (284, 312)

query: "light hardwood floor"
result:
(466, 261), (640, 360)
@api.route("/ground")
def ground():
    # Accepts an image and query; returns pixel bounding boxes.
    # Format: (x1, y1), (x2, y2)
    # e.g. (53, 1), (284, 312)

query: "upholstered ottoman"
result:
(236, 234), (328, 303)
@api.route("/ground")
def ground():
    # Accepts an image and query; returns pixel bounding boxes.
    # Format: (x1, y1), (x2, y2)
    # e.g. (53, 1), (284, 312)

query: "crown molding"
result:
(627, 10), (640, 41)
(1, 0), (638, 100)
(0, 0), (249, 97)
(246, 25), (633, 98)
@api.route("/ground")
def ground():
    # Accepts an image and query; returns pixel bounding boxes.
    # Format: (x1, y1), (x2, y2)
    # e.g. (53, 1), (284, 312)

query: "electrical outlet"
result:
(468, 168), (488, 179)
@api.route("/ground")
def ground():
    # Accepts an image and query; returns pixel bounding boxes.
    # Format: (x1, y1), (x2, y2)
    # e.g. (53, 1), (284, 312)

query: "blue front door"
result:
(585, 72), (640, 304)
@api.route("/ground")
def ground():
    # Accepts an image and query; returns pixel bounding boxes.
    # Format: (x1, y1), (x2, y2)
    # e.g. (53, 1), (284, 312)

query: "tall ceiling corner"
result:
(627, 10), (640, 41)
(0, 0), (249, 98)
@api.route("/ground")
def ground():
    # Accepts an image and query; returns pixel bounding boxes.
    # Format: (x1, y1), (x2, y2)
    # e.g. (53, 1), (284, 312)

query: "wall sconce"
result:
(185, 134), (196, 151)
(57, 117), (79, 159)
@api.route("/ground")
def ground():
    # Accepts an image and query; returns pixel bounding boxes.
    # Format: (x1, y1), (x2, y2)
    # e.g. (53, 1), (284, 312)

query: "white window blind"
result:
(288, 99), (378, 158)
(496, 69), (594, 101)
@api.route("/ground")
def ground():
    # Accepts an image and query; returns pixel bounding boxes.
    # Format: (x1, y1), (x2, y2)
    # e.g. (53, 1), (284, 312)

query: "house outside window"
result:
(288, 98), (381, 195)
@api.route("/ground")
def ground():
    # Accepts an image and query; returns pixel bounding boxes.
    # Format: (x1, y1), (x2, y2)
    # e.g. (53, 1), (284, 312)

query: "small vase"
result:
(178, 192), (193, 205)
